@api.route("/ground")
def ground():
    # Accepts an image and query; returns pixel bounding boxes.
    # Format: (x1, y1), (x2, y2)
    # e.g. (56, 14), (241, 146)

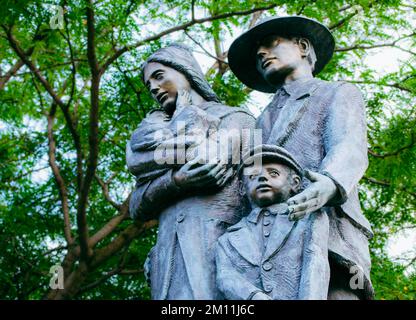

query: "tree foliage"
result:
(0, 0), (415, 299)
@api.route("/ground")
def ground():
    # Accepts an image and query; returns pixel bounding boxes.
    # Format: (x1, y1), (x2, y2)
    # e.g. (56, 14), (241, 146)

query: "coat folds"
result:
(256, 77), (374, 299)
(127, 102), (255, 299)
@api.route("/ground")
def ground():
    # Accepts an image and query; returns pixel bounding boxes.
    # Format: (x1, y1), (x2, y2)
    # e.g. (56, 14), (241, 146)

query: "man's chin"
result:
(264, 67), (291, 87)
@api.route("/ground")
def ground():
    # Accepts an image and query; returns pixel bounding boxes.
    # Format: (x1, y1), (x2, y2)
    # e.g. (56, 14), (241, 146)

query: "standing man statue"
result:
(228, 16), (374, 299)
(126, 44), (255, 299)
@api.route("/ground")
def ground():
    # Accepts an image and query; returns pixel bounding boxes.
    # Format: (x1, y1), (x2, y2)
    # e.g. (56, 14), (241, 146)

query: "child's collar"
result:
(247, 203), (289, 224)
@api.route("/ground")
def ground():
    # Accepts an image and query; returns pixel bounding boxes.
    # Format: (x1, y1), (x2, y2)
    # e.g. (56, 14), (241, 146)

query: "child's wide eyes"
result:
(269, 170), (279, 177)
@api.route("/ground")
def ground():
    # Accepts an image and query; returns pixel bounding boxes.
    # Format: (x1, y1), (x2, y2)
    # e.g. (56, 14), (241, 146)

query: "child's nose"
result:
(257, 174), (267, 182)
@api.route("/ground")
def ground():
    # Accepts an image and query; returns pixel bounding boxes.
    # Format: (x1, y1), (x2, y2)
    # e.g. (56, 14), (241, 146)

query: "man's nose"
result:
(257, 47), (268, 60)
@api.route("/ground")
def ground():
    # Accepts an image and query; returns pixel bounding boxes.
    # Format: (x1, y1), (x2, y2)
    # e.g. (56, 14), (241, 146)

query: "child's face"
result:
(244, 162), (300, 208)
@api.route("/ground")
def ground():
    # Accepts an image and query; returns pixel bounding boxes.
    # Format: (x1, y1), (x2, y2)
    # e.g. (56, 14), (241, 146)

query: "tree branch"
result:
(47, 103), (73, 245)
(2, 165), (49, 183)
(4, 25), (84, 191)
(12, 59), (87, 77)
(89, 197), (130, 248)
(368, 133), (415, 158)
(404, 255), (416, 269)
(100, 3), (279, 73)
(76, 0), (101, 261)
(336, 33), (416, 52)
(78, 268), (119, 294)
(206, 11), (264, 76)
(345, 79), (413, 93)
(0, 30), (38, 91)
(0, 58), (26, 91)
(191, 0), (195, 21)
(249, 10), (263, 28)
(42, 244), (69, 256)
(91, 220), (157, 268)
(60, 1), (77, 109)
(338, 4), (354, 12)
(362, 176), (416, 197)
(296, 3), (307, 15)
(94, 174), (122, 210)
(3, 25), (66, 107)
(184, 30), (227, 64)
(33, 71), (75, 247)
(329, 8), (361, 30)
(78, 264), (143, 294)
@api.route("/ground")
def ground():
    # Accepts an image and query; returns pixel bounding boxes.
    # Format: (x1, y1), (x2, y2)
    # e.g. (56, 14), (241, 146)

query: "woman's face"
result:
(144, 62), (191, 115)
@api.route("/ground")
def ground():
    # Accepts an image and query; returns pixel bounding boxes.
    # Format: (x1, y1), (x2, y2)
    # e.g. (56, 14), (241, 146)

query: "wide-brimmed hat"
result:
(228, 16), (335, 93)
(239, 144), (303, 177)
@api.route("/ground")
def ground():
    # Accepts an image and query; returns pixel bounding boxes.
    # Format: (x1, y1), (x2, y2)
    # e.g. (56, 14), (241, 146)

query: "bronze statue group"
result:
(126, 16), (374, 300)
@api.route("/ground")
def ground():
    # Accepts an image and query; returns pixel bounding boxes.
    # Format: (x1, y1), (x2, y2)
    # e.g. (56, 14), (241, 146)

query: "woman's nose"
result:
(150, 84), (159, 96)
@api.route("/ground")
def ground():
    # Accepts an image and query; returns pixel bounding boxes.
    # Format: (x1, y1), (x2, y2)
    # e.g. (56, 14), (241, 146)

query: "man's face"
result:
(255, 35), (304, 86)
(244, 162), (299, 208)
(144, 62), (191, 115)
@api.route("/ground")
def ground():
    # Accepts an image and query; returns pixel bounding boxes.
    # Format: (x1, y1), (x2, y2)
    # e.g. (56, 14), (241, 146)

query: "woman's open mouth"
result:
(157, 92), (168, 104)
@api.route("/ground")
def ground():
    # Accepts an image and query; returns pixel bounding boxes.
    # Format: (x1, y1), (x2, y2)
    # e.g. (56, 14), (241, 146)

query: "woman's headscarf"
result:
(142, 43), (220, 103)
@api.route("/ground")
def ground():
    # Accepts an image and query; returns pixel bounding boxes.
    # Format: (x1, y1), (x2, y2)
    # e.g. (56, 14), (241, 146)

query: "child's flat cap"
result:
(239, 144), (303, 177)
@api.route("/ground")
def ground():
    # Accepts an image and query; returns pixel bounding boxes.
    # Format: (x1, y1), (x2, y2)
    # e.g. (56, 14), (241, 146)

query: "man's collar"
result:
(247, 203), (290, 224)
(280, 77), (320, 100)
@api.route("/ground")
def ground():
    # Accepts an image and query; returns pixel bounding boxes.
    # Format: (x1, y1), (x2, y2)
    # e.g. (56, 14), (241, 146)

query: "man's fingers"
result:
(288, 198), (321, 221)
(289, 211), (306, 221)
(186, 156), (209, 169)
(287, 192), (305, 206)
(289, 198), (319, 213)
(287, 188), (318, 206)
(214, 166), (227, 180)
(216, 171), (228, 185)
(217, 168), (234, 187)
(305, 170), (323, 182)
(209, 162), (226, 177)
(190, 161), (219, 176)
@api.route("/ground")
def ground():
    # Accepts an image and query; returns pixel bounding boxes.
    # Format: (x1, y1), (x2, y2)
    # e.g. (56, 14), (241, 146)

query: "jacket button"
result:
(177, 214), (185, 223)
(262, 261), (273, 271)
(264, 285), (273, 293)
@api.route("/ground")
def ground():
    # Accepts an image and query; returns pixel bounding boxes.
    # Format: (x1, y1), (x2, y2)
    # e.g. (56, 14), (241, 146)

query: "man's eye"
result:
(155, 73), (163, 80)
(249, 174), (257, 180)
(269, 171), (279, 177)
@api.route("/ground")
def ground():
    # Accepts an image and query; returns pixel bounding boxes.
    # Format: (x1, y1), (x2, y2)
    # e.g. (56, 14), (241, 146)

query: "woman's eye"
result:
(155, 73), (163, 80)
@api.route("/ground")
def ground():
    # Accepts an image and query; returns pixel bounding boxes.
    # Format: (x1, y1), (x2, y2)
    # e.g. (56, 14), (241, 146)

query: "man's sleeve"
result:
(218, 110), (256, 164)
(320, 82), (369, 205)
